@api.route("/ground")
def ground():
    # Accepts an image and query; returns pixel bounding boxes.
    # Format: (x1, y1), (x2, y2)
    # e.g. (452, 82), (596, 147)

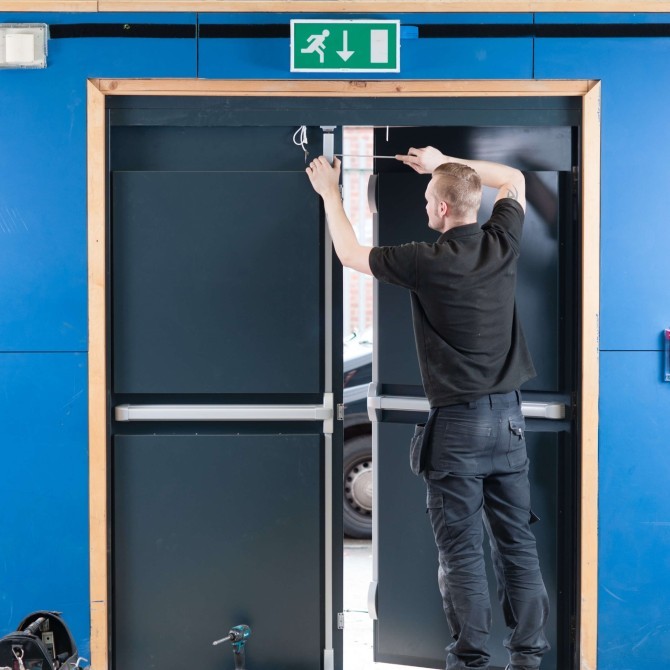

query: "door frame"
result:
(87, 78), (601, 670)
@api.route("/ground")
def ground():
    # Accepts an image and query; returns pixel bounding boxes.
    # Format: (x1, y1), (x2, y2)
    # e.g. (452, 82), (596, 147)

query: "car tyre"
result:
(343, 433), (373, 539)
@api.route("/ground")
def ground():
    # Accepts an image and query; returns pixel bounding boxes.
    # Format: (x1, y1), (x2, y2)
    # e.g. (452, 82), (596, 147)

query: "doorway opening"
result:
(340, 125), (384, 670)
(87, 79), (600, 670)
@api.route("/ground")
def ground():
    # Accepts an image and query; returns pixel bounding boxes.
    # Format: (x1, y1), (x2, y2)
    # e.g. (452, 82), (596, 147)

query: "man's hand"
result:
(304, 155), (372, 276)
(395, 146), (447, 174)
(306, 156), (341, 197)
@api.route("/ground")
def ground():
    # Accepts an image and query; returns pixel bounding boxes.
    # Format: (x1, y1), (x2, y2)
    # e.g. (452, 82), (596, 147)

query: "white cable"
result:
(292, 125), (308, 156)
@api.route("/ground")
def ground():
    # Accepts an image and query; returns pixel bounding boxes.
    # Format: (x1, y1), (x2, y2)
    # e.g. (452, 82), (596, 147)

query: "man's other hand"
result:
(306, 156), (341, 197)
(395, 146), (446, 174)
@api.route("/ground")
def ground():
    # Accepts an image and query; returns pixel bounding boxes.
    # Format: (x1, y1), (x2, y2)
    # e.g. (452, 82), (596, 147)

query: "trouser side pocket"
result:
(409, 423), (426, 475)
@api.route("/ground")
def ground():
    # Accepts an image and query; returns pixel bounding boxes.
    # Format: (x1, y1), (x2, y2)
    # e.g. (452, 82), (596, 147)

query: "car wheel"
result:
(343, 433), (373, 539)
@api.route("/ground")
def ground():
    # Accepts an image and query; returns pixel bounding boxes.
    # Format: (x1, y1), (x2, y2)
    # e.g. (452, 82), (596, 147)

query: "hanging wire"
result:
(293, 125), (309, 161)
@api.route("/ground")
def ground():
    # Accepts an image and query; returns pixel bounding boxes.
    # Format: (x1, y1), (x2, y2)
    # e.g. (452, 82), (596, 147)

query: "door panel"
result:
(112, 171), (321, 394)
(111, 125), (321, 173)
(375, 421), (445, 667)
(113, 434), (322, 670)
(375, 424), (560, 670)
(373, 125), (577, 670)
(109, 118), (342, 670)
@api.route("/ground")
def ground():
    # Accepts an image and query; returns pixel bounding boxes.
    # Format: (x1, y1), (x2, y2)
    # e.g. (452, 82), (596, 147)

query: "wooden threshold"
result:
(88, 77), (600, 670)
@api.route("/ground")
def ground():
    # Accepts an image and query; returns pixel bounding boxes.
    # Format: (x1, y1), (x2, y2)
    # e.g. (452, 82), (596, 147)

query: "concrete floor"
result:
(343, 539), (422, 670)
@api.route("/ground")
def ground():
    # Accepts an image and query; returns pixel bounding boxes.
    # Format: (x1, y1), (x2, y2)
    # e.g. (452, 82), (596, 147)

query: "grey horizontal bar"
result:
(523, 401), (566, 420)
(115, 402), (333, 423)
(367, 395), (565, 421)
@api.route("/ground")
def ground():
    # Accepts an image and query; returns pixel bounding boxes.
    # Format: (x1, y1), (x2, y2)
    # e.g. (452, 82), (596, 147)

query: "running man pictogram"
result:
(301, 29), (330, 64)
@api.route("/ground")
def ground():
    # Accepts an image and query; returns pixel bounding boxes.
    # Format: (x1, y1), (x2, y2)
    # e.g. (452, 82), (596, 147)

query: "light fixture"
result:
(0, 24), (48, 69)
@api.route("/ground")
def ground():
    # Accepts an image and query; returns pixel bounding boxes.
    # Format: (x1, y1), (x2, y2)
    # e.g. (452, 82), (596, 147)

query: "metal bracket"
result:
(367, 581), (378, 620)
(322, 392), (334, 434)
(337, 403), (345, 421)
(366, 381), (380, 422)
(320, 125), (336, 163)
(337, 612), (345, 630)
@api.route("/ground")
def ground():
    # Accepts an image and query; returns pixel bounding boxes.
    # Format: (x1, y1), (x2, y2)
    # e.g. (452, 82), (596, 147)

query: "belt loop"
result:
(488, 394), (493, 409)
(515, 389), (521, 405)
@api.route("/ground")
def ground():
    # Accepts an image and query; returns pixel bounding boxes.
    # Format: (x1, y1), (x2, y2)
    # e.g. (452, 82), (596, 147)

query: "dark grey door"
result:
(370, 126), (578, 670)
(109, 118), (343, 670)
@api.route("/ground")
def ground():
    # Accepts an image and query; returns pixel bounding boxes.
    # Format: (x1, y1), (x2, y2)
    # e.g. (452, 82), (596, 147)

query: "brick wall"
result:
(342, 127), (374, 337)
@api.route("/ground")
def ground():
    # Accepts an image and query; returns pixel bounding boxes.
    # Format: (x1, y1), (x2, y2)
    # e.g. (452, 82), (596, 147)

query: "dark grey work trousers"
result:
(424, 390), (550, 670)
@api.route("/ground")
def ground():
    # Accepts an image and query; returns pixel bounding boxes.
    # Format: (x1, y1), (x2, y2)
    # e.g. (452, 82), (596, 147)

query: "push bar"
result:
(115, 394), (334, 433)
(367, 388), (565, 422)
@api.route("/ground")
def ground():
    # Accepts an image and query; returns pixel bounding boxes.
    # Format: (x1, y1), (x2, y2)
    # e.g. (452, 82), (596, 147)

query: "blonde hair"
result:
(432, 162), (482, 219)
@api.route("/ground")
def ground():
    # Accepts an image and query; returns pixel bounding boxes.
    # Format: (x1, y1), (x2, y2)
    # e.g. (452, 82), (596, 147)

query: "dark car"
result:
(342, 332), (373, 539)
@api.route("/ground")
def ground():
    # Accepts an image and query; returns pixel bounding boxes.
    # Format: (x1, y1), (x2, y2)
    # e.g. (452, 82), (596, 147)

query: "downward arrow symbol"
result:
(337, 30), (355, 62)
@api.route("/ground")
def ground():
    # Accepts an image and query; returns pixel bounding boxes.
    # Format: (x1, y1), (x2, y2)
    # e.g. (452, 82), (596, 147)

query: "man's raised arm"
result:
(396, 145), (526, 212)
(306, 156), (373, 275)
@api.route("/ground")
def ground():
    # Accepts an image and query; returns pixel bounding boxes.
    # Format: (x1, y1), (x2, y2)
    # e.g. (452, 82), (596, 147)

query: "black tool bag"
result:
(0, 611), (79, 670)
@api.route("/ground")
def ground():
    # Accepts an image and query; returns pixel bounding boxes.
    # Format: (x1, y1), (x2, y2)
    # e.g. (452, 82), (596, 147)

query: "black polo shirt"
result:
(369, 198), (535, 408)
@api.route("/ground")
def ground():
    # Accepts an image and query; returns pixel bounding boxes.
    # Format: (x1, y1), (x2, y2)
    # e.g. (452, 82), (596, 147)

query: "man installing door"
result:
(306, 146), (549, 670)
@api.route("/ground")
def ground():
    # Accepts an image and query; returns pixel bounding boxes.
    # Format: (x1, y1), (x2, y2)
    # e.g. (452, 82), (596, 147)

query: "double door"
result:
(107, 97), (580, 670)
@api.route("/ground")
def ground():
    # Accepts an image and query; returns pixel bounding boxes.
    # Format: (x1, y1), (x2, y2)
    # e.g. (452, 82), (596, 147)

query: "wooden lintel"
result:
(95, 78), (596, 97)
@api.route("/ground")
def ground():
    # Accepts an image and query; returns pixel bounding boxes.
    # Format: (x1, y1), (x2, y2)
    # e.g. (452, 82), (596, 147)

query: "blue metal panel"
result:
(536, 12), (670, 24)
(199, 36), (532, 80)
(0, 13), (196, 661)
(536, 36), (670, 351)
(0, 12), (196, 352)
(198, 14), (532, 79)
(599, 351), (670, 670)
(0, 353), (88, 654)
(0, 11), (196, 24)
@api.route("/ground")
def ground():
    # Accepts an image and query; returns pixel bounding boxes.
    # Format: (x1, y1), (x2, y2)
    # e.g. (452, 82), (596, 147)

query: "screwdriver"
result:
(334, 154), (398, 159)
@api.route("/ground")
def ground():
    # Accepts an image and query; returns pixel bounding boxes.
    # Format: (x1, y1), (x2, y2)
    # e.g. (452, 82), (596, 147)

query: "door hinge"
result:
(337, 403), (345, 421)
(337, 612), (345, 630)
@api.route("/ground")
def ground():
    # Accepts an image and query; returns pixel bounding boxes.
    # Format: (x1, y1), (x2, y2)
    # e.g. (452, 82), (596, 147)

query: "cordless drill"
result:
(212, 624), (251, 670)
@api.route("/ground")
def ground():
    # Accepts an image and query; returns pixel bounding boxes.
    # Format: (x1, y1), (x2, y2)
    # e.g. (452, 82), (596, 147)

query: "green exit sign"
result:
(291, 20), (400, 73)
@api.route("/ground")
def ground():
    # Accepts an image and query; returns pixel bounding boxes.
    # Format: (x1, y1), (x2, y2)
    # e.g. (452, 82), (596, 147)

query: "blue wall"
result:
(1, 11), (669, 669)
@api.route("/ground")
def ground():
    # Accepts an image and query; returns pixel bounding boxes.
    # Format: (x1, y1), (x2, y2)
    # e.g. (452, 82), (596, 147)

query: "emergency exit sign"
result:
(290, 20), (400, 73)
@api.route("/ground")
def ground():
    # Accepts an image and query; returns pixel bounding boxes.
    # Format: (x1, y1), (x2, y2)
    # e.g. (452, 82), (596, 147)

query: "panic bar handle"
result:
(367, 385), (565, 422)
(115, 394), (334, 433)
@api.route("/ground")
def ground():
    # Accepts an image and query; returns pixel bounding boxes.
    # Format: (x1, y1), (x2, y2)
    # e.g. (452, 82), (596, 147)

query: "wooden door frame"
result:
(87, 78), (600, 670)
